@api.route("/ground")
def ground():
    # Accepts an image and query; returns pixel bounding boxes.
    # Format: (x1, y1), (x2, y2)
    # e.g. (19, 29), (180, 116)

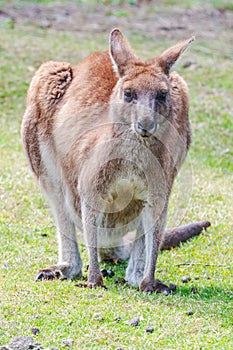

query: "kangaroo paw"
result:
(161, 221), (211, 250)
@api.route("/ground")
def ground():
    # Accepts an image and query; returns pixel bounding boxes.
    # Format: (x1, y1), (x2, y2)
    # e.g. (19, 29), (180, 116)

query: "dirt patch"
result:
(1, 1), (233, 43)
(1, 336), (43, 350)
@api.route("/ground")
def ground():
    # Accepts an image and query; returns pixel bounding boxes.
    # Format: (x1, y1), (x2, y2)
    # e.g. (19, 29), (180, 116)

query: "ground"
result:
(0, 1), (233, 349)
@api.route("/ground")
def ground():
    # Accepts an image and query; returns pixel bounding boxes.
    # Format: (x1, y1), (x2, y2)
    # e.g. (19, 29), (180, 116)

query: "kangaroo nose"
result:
(136, 121), (156, 137)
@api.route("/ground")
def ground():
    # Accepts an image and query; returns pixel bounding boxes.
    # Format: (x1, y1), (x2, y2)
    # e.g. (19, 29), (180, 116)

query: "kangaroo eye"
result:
(124, 90), (133, 103)
(157, 90), (168, 101)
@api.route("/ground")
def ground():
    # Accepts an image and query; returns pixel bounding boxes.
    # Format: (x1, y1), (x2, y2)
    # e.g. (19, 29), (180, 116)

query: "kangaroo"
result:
(21, 29), (210, 292)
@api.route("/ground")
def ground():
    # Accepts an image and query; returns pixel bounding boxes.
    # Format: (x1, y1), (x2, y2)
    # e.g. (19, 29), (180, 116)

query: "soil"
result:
(1, 1), (233, 45)
(1, 336), (43, 350)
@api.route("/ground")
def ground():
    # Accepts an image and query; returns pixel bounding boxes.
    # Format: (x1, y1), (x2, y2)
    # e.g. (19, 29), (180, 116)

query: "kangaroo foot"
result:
(36, 263), (82, 281)
(87, 269), (104, 289)
(140, 278), (171, 294)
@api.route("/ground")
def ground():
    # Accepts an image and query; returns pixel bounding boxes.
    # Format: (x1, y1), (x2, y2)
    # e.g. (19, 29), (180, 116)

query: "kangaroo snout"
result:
(136, 119), (157, 137)
(132, 99), (157, 137)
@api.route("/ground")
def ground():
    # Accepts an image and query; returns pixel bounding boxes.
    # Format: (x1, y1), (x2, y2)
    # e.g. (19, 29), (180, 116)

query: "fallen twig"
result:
(175, 263), (231, 268)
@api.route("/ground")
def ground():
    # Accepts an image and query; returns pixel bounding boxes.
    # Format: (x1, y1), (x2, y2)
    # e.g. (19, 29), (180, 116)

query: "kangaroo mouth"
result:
(138, 130), (152, 138)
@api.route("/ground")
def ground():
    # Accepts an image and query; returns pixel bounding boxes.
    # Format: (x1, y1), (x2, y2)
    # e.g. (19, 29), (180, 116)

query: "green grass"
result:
(0, 1), (233, 349)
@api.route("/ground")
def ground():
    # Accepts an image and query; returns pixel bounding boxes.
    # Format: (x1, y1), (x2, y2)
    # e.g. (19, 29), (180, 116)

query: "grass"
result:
(0, 1), (233, 349)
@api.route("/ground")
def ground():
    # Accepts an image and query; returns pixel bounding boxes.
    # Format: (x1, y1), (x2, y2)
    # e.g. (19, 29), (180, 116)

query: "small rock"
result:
(194, 276), (200, 280)
(186, 310), (194, 316)
(107, 269), (115, 277)
(114, 316), (122, 322)
(40, 233), (47, 237)
(168, 283), (177, 292)
(9, 336), (35, 350)
(128, 317), (140, 326)
(101, 269), (108, 277)
(62, 339), (74, 347)
(181, 276), (191, 283)
(32, 327), (40, 336)
(115, 277), (126, 284)
(161, 287), (170, 296)
(191, 287), (197, 294)
(146, 326), (154, 333)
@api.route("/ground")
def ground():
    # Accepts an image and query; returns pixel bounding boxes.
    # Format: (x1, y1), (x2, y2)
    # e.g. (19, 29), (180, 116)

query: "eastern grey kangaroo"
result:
(21, 29), (210, 292)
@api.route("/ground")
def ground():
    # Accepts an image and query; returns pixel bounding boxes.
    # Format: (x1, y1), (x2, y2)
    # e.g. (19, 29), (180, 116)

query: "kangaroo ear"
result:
(157, 37), (195, 75)
(110, 28), (138, 77)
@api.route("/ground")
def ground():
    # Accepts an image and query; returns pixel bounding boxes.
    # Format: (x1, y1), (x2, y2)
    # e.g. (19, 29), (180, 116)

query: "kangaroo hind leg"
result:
(36, 179), (82, 281)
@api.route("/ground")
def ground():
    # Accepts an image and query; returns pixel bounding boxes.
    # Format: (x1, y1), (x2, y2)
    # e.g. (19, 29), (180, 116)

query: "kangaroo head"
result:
(109, 29), (194, 138)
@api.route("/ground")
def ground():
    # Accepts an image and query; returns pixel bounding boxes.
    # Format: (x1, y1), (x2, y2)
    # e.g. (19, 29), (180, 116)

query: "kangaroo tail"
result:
(161, 221), (211, 250)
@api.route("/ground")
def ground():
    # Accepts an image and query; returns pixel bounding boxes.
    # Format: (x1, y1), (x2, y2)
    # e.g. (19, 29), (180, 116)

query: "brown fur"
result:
(22, 61), (72, 176)
(22, 29), (198, 292)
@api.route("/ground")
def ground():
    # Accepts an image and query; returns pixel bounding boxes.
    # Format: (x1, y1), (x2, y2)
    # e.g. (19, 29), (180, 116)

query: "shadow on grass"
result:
(96, 260), (232, 294)
(175, 285), (233, 300)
